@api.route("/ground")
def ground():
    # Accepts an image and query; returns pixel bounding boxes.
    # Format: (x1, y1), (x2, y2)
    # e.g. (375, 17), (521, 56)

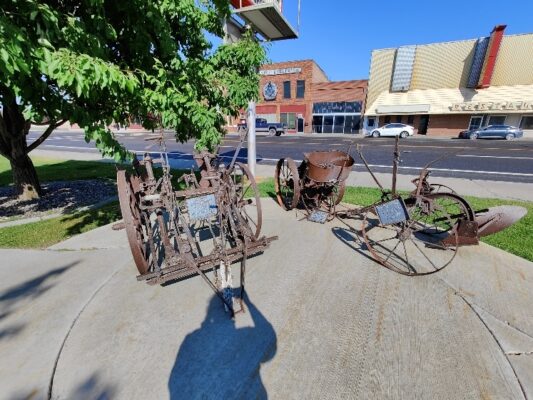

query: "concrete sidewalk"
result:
(1, 199), (532, 399)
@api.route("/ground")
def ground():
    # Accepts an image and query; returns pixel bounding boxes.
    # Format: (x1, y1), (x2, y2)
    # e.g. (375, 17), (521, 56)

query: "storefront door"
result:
(418, 115), (429, 135)
(297, 117), (304, 133)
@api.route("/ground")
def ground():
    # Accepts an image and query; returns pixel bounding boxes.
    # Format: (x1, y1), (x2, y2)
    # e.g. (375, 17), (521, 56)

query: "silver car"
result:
(458, 125), (524, 140)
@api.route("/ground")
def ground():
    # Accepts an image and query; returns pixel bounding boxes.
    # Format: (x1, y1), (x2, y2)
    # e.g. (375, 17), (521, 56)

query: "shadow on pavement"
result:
(168, 293), (276, 399)
(0, 263), (76, 340)
(331, 226), (376, 265)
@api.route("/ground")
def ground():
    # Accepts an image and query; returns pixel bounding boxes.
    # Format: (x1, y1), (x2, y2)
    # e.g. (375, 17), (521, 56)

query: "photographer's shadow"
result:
(168, 293), (277, 399)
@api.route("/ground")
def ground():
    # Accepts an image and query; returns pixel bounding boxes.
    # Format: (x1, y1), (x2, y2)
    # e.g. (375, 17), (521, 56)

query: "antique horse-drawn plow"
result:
(117, 135), (276, 316)
(275, 138), (525, 276)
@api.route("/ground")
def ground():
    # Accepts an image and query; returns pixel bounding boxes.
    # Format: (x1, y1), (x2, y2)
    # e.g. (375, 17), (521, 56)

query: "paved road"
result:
(28, 129), (533, 183)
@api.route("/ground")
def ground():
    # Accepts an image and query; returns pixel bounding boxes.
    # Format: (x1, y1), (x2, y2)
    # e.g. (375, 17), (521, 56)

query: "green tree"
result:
(0, 0), (265, 199)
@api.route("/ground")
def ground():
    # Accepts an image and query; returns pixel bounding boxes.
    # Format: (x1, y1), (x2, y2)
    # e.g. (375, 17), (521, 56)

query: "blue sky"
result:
(267, 0), (533, 81)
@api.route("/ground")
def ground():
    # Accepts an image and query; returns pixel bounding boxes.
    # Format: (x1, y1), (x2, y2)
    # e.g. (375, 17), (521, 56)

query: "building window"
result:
(367, 117), (376, 129)
(469, 116), (483, 130)
(280, 112), (296, 129)
(296, 80), (305, 98)
(323, 116), (334, 133)
(520, 116), (533, 130)
(283, 81), (291, 99)
(407, 115), (414, 125)
(384, 116), (391, 124)
(488, 115), (506, 126)
(395, 115), (402, 123)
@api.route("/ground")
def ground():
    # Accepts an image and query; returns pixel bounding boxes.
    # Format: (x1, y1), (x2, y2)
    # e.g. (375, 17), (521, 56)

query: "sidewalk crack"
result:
(47, 268), (120, 400)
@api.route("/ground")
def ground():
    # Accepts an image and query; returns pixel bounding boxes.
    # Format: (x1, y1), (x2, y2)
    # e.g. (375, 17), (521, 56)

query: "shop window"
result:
(488, 115), (506, 126)
(280, 112), (296, 129)
(407, 115), (414, 125)
(283, 81), (291, 99)
(520, 116), (533, 130)
(345, 115), (361, 134)
(395, 116), (402, 123)
(367, 117), (376, 128)
(333, 116), (345, 133)
(469, 116), (483, 130)
(323, 116), (334, 133)
(384, 116), (391, 124)
(296, 80), (305, 98)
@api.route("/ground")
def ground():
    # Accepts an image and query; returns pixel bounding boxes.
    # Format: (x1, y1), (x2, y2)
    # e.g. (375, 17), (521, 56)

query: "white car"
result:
(369, 123), (415, 138)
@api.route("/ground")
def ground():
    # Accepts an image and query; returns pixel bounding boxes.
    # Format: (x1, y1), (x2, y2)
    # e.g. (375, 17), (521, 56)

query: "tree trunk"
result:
(0, 98), (45, 200)
(10, 152), (42, 200)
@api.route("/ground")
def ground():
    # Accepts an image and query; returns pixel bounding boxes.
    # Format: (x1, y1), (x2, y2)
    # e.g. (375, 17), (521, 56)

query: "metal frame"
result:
(117, 134), (277, 317)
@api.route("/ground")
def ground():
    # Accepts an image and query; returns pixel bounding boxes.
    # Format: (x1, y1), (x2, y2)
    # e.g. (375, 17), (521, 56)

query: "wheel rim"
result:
(470, 133), (477, 140)
(362, 194), (467, 275)
(117, 170), (151, 275)
(231, 162), (262, 240)
(275, 158), (301, 210)
(506, 134), (514, 140)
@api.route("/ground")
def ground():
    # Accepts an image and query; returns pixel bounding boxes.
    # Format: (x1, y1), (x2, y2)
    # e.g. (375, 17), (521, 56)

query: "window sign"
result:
(313, 101), (362, 114)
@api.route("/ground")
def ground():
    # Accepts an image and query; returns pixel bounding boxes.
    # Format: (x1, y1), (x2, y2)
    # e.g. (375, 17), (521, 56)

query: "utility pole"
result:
(247, 101), (256, 175)
(223, 17), (257, 176)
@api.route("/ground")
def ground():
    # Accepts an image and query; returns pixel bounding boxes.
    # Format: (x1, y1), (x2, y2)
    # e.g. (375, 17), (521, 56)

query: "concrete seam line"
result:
(454, 293), (528, 400)
(438, 277), (533, 341)
(47, 267), (122, 399)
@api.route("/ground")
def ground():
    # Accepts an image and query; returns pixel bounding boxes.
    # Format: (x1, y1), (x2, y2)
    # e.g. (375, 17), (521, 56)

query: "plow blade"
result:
(475, 206), (527, 237)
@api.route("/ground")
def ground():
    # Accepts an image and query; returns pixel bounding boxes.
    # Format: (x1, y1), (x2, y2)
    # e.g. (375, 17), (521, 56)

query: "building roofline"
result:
(371, 31), (533, 53)
(261, 59), (330, 80)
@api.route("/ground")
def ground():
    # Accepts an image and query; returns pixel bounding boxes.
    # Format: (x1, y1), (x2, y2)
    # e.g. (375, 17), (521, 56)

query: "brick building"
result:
(252, 60), (367, 134)
(364, 26), (533, 137)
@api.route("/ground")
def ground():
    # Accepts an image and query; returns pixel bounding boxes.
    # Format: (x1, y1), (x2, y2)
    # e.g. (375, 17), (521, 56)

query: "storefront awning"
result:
(366, 84), (533, 116)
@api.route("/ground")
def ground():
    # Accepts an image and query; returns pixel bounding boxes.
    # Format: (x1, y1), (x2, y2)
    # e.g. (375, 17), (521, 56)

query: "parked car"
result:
(368, 123), (415, 138)
(458, 125), (523, 140)
(238, 118), (287, 136)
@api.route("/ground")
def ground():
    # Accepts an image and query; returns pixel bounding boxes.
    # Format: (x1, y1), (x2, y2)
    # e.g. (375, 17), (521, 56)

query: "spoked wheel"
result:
(117, 170), (151, 275)
(362, 194), (468, 276)
(275, 157), (301, 210)
(230, 162), (262, 240)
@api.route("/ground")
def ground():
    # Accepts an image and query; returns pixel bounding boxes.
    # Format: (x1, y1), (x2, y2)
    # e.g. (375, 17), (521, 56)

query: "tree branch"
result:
(27, 119), (67, 153)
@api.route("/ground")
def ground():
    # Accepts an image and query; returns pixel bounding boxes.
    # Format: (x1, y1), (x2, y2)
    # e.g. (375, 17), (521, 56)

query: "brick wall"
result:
(258, 60), (317, 132)
(311, 80), (367, 103)
(426, 114), (471, 137)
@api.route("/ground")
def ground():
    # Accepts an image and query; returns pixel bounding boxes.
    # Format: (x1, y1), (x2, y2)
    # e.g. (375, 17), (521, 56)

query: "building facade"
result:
(253, 60), (367, 134)
(364, 26), (533, 137)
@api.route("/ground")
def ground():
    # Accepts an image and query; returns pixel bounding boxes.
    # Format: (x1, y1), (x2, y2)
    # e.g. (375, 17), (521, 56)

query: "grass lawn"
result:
(0, 156), (121, 186)
(0, 201), (121, 248)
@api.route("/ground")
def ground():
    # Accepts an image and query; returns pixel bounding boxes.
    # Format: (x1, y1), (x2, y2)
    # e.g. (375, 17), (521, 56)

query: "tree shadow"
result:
(61, 201), (121, 238)
(63, 372), (116, 400)
(168, 293), (277, 399)
(0, 263), (76, 338)
(9, 372), (115, 400)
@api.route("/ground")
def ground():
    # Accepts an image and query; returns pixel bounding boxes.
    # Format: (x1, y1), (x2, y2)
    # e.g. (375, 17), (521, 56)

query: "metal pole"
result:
(247, 101), (256, 176)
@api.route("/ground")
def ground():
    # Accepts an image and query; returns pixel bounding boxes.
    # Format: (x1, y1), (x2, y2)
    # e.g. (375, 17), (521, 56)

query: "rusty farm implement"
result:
(274, 137), (526, 276)
(117, 135), (276, 316)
